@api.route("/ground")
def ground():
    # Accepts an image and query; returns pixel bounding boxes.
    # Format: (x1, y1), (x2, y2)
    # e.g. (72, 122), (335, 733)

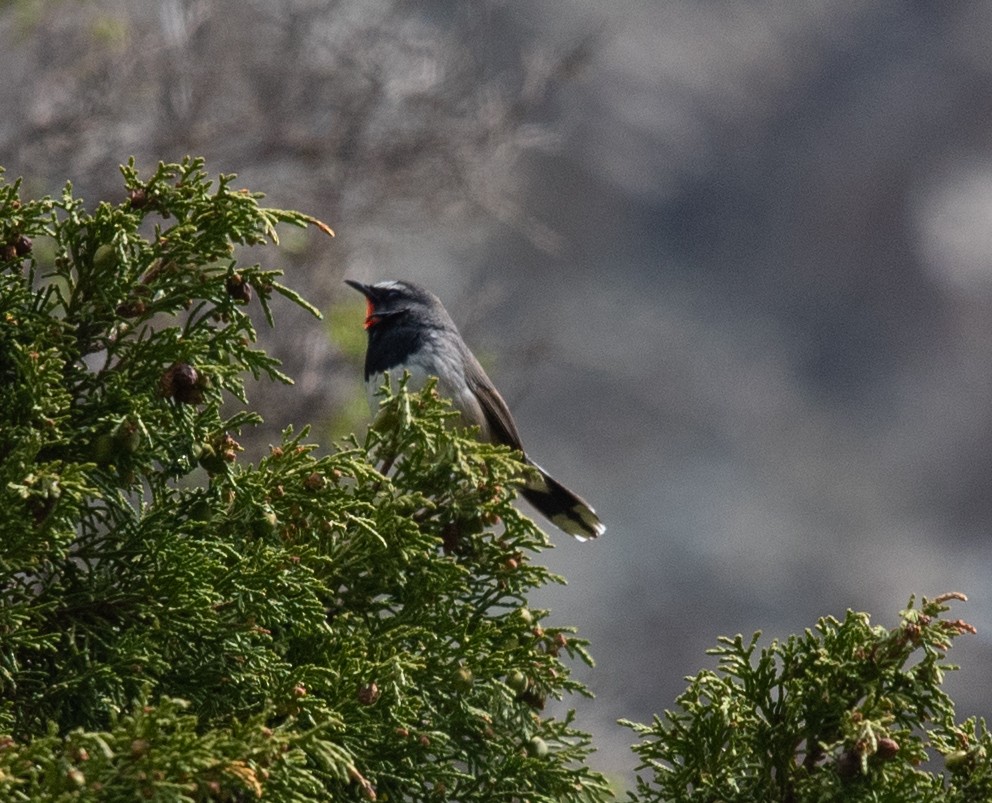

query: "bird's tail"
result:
(520, 461), (605, 541)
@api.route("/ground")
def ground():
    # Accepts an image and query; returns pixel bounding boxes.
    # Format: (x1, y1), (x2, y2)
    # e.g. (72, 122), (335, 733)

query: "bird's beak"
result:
(345, 279), (388, 329)
(344, 279), (375, 300)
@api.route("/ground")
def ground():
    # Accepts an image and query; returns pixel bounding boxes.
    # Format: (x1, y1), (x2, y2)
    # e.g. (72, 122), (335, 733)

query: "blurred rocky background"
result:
(4, 0), (992, 782)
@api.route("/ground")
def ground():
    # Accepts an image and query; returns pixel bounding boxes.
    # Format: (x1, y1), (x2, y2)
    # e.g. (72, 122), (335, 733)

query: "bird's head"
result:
(345, 279), (448, 332)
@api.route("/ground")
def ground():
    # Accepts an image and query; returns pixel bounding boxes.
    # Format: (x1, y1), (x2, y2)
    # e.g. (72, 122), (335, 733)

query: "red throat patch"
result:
(363, 299), (379, 329)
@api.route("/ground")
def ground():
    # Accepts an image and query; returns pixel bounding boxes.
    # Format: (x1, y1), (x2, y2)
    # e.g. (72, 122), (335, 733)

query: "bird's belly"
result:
(366, 363), (434, 411)
(367, 359), (490, 440)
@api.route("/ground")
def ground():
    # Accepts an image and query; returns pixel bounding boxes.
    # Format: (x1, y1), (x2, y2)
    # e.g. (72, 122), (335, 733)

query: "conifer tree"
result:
(6, 156), (990, 803)
(0, 159), (611, 802)
(623, 594), (992, 802)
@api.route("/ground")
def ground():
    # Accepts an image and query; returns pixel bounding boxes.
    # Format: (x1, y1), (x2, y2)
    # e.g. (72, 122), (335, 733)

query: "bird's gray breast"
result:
(366, 335), (491, 439)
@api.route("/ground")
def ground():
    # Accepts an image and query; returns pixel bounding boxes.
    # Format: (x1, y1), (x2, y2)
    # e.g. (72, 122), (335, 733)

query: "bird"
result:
(345, 279), (604, 541)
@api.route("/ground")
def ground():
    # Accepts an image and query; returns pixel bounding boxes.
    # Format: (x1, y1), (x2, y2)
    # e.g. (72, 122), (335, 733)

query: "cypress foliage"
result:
(623, 594), (992, 802)
(0, 159), (611, 802)
(7, 155), (989, 803)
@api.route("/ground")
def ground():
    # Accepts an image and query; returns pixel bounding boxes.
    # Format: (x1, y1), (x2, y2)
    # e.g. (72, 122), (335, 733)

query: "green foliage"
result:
(623, 594), (991, 802)
(6, 155), (989, 803)
(0, 159), (610, 801)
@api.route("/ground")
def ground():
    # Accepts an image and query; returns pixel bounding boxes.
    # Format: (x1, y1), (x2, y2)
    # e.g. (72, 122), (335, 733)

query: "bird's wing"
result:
(464, 357), (524, 451)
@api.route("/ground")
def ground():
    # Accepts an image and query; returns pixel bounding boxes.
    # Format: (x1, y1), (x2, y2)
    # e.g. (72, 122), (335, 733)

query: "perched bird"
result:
(345, 279), (604, 541)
